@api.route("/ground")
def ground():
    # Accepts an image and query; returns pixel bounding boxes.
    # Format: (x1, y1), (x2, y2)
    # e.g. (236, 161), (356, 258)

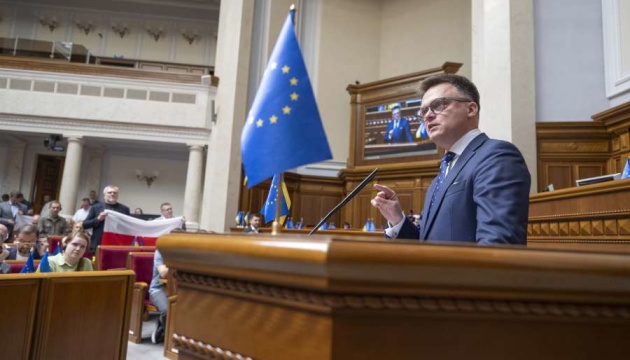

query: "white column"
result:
(183, 144), (205, 231)
(471, 0), (538, 191)
(84, 149), (104, 202)
(200, 0), (255, 231)
(58, 137), (84, 217)
(1, 139), (26, 194)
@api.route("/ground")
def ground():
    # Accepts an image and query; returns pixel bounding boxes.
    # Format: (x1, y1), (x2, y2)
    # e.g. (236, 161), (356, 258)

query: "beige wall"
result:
(107, 154), (187, 215)
(379, 0), (471, 79)
(311, 0), (471, 164)
(315, 0), (382, 163)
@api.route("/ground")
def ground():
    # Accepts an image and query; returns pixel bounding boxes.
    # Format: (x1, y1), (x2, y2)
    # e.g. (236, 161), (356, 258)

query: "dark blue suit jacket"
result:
(82, 202), (130, 252)
(397, 133), (530, 245)
(385, 118), (413, 143)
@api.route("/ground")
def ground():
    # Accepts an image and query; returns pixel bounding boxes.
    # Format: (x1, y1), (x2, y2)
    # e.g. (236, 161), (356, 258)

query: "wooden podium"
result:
(159, 232), (630, 360)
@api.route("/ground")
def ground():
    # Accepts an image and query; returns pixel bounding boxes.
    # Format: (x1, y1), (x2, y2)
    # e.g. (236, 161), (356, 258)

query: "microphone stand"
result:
(309, 168), (378, 236)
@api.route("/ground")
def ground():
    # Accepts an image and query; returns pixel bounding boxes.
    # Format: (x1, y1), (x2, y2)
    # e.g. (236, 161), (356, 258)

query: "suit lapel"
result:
(421, 134), (488, 239)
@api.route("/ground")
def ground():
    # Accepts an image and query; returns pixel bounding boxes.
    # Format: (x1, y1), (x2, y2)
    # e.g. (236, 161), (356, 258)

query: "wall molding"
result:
(0, 113), (210, 145)
(602, 0), (630, 99)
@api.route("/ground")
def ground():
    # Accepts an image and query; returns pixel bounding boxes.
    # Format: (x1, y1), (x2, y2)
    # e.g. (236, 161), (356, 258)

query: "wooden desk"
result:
(528, 178), (630, 251)
(159, 232), (630, 360)
(0, 270), (134, 360)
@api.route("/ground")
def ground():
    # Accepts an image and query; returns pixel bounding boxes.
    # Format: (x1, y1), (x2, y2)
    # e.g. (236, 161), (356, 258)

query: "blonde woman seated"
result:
(45, 231), (93, 272)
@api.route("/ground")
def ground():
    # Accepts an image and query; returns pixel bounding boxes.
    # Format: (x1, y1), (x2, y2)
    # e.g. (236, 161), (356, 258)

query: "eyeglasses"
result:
(417, 97), (473, 121)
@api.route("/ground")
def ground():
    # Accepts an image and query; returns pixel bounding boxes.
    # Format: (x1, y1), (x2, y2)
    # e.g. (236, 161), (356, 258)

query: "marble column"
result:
(58, 137), (84, 217)
(84, 149), (104, 201)
(471, 0), (538, 191)
(183, 145), (205, 231)
(1, 140), (26, 194)
(200, 0), (255, 231)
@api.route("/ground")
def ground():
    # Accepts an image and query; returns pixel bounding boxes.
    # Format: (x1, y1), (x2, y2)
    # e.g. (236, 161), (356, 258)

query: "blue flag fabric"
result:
(241, 9), (332, 188)
(286, 217), (294, 229)
(53, 243), (62, 255)
(261, 174), (291, 223)
(622, 158), (630, 179)
(38, 252), (52, 273)
(20, 251), (36, 273)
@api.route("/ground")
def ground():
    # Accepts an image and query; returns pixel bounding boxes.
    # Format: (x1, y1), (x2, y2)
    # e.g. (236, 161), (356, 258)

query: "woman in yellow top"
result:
(46, 231), (94, 272)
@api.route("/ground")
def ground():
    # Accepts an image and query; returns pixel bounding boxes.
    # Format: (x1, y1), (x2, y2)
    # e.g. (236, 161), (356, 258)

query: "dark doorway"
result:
(31, 155), (64, 215)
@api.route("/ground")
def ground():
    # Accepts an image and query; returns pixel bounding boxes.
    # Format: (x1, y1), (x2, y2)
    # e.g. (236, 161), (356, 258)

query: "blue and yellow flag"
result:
(261, 174), (291, 223)
(241, 9), (332, 188)
(622, 158), (630, 179)
(20, 251), (36, 273)
(36, 251), (52, 273)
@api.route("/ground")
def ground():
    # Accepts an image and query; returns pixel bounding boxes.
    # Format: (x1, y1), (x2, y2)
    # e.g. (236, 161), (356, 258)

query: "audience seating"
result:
(95, 245), (155, 270)
(127, 251), (157, 343)
(0, 270), (135, 359)
(47, 235), (64, 254)
(4, 260), (41, 273)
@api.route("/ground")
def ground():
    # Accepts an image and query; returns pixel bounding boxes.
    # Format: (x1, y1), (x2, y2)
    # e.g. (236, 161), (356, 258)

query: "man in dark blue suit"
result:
(372, 74), (530, 245)
(384, 106), (413, 143)
(83, 185), (130, 253)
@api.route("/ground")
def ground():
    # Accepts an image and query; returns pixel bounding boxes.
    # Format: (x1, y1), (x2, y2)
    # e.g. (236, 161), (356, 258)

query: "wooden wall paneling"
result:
(576, 163), (607, 180)
(0, 275), (40, 360)
(541, 163), (573, 189)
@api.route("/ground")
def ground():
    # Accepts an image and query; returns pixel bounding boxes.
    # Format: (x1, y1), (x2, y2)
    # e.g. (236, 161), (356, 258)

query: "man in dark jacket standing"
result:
(82, 185), (130, 253)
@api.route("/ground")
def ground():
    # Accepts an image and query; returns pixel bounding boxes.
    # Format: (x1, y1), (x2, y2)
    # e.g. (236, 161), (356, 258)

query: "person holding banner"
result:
(82, 185), (130, 253)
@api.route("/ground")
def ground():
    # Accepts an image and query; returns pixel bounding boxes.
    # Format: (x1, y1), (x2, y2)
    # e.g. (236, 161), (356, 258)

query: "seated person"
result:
(243, 213), (261, 233)
(6, 224), (42, 261)
(149, 249), (168, 344)
(0, 242), (10, 273)
(43, 231), (93, 272)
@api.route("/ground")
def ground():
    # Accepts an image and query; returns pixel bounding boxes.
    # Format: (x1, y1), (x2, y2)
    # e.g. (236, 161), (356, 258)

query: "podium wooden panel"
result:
(159, 232), (630, 360)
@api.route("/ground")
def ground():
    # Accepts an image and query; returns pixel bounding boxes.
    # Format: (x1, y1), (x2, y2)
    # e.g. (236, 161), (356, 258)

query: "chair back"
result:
(96, 245), (155, 270)
(4, 260), (42, 274)
(47, 235), (64, 254)
(126, 252), (155, 299)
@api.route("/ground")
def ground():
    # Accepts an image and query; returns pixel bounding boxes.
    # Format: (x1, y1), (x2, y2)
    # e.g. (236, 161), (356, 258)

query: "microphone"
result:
(309, 168), (378, 236)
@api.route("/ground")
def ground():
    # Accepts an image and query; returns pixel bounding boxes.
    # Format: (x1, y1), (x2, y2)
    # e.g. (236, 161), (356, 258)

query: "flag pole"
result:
(271, 172), (284, 235)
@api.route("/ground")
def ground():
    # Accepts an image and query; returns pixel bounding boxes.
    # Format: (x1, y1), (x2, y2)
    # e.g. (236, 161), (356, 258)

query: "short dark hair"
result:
(419, 74), (480, 111)
(18, 223), (38, 238)
(82, 197), (90, 202)
(248, 213), (261, 221)
(160, 202), (171, 210)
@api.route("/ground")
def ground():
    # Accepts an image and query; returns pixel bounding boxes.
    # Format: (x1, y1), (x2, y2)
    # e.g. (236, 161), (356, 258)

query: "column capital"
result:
(187, 144), (206, 152)
(65, 136), (84, 144)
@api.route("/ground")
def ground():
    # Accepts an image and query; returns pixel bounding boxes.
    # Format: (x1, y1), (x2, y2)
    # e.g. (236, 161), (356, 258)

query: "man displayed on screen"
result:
(384, 106), (413, 143)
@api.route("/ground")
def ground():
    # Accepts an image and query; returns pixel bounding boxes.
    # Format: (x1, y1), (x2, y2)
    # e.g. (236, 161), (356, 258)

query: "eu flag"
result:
(241, 9), (332, 188)
(261, 174), (291, 223)
(37, 251), (52, 273)
(20, 251), (36, 273)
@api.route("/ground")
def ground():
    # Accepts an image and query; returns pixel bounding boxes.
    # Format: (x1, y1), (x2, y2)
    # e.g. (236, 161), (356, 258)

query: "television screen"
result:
(363, 98), (437, 160)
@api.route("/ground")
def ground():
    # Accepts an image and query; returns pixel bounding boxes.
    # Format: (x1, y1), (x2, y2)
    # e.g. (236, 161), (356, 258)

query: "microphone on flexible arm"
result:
(309, 168), (378, 236)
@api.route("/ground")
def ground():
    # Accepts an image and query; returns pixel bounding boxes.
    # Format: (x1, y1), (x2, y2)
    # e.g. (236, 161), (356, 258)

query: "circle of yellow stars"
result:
(252, 60), (300, 128)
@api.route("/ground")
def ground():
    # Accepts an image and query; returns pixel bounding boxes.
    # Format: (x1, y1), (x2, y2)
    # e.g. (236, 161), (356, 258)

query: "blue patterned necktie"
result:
(428, 151), (456, 215)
